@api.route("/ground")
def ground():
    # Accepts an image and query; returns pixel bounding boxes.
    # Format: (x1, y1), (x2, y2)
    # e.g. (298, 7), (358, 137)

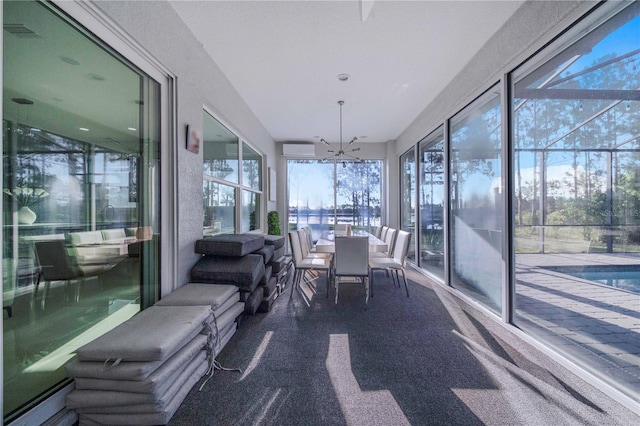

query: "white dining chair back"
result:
(334, 223), (347, 232)
(289, 231), (332, 298)
(374, 225), (383, 239)
(334, 236), (370, 305)
(393, 230), (411, 265)
(385, 228), (397, 257)
(369, 229), (411, 297)
(289, 231), (304, 266)
(297, 229), (310, 258)
(303, 227), (313, 249)
(380, 226), (389, 241)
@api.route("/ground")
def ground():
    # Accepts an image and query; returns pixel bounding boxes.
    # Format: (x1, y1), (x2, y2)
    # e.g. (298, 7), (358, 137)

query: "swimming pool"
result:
(546, 265), (640, 294)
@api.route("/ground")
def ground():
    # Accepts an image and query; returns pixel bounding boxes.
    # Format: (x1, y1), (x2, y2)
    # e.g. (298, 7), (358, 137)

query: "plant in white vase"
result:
(3, 187), (49, 224)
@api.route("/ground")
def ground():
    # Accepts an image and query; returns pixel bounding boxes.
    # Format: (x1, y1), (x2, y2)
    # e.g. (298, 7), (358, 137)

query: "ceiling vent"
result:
(3, 24), (41, 38)
(282, 144), (315, 157)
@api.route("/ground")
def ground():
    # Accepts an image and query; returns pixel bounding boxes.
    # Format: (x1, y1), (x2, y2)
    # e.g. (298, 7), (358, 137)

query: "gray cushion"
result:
(67, 334), (207, 381)
(68, 350), (207, 409)
(273, 246), (285, 260)
(76, 305), (212, 362)
(76, 359), (208, 424)
(262, 234), (285, 249)
(212, 292), (240, 318)
(261, 276), (277, 298)
(195, 234), (264, 257)
(211, 302), (244, 349)
(252, 244), (274, 264)
(189, 254), (265, 292)
(244, 288), (263, 314)
(270, 256), (288, 273)
(74, 336), (207, 393)
(259, 265), (273, 286)
(258, 285), (278, 313)
(155, 283), (238, 311)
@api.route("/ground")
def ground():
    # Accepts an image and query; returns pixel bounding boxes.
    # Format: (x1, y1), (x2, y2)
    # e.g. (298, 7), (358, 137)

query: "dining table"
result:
(314, 230), (388, 253)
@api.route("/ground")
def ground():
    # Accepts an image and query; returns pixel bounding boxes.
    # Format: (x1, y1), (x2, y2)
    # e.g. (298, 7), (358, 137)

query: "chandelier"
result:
(321, 100), (362, 168)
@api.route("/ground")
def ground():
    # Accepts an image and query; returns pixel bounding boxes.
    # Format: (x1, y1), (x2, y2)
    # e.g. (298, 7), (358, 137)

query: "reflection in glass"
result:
(288, 160), (335, 241)
(242, 142), (262, 191)
(203, 180), (236, 235)
(450, 90), (502, 313)
(400, 149), (416, 262)
(2, 1), (160, 420)
(419, 132), (445, 278)
(202, 112), (239, 183)
(241, 190), (260, 232)
(336, 160), (382, 230)
(513, 4), (640, 402)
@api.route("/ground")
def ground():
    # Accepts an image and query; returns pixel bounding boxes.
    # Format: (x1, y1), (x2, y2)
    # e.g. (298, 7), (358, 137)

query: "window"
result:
(512, 3), (639, 400)
(2, 1), (160, 420)
(203, 112), (239, 183)
(287, 160), (382, 241)
(242, 143), (262, 191)
(450, 88), (503, 314)
(400, 149), (416, 262)
(418, 129), (445, 278)
(202, 111), (263, 235)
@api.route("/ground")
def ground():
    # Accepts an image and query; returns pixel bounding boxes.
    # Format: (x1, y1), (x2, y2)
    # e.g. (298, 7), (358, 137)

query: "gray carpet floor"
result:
(169, 267), (639, 425)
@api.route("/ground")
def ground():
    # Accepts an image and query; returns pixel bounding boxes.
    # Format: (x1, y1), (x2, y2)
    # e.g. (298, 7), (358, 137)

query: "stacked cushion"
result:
(66, 305), (213, 425)
(156, 283), (243, 352)
(195, 234), (264, 257)
(190, 255), (264, 292)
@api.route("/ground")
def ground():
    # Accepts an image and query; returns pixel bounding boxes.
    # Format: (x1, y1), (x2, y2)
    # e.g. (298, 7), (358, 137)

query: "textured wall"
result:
(93, 1), (277, 291)
(395, 1), (598, 154)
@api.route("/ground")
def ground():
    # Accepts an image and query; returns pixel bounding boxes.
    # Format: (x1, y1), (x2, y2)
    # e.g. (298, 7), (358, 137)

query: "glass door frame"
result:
(1, 1), (177, 424)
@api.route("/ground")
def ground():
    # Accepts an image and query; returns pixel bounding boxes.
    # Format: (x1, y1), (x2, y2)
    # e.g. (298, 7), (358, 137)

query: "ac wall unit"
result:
(282, 143), (315, 157)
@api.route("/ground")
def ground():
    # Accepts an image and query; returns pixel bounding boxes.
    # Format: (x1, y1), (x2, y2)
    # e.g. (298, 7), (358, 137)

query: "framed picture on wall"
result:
(186, 124), (200, 153)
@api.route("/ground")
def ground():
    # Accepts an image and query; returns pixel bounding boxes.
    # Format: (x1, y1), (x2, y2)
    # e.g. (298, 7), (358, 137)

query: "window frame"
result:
(2, 1), (178, 424)
(202, 108), (265, 235)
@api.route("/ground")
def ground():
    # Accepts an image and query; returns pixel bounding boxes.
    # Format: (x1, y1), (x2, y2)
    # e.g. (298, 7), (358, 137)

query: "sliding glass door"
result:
(3, 1), (161, 420)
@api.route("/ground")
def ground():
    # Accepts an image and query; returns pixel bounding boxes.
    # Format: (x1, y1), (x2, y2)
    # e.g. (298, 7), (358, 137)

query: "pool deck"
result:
(515, 253), (640, 400)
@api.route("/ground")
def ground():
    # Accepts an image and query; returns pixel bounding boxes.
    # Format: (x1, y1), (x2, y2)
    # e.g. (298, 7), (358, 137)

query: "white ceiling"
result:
(170, 0), (524, 144)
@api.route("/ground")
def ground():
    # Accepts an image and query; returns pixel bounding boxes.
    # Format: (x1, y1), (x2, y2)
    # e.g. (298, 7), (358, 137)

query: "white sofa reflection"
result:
(66, 230), (135, 268)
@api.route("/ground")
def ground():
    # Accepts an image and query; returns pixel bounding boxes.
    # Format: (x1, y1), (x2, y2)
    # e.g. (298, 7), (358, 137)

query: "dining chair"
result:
(334, 223), (347, 232)
(298, 229), (331, 260)
(288, 231), (332, 298)
(33, 240), (111, 309)
(369, 230), (411, 297)
(300, 226), (315, 251)
(299, 227), (328, 257)
(333, 236), (370, 306)
(373, 225), (383, 239)
(380, 226), (389, 241)
(370, 228), (397, 259)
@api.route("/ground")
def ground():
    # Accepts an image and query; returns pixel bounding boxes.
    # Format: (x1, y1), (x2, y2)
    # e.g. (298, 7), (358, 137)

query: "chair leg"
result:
(32, 273), (41, 309)
(3, 306), (12, 318)
(364, 276), (369, 307)
(334, 275), (339, 304)
(74, 279), (81, 303)
(400, 269), (409, 297)
(41, 281), (50, 310)
(326, 270), (330, 298)
(290, 269), (300, 299)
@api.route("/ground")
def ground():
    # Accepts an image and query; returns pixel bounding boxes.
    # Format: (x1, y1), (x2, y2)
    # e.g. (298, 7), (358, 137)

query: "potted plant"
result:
(267, 211), (281, 235)
(3, 187), (49, 224)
